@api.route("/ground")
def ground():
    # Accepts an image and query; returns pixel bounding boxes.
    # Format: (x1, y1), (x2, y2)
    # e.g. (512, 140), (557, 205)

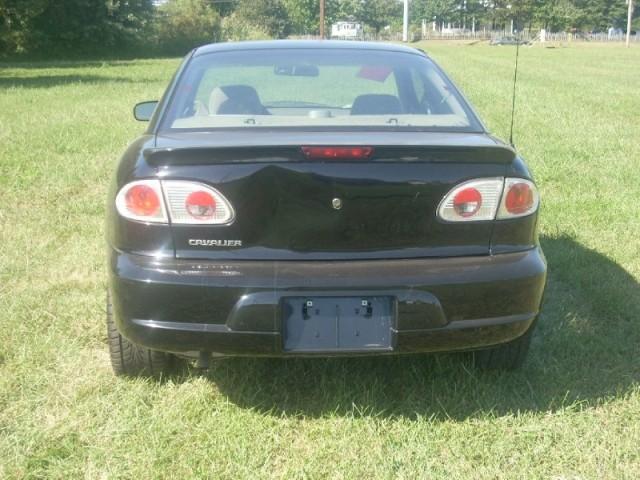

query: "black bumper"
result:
(109, 248), (547, 356)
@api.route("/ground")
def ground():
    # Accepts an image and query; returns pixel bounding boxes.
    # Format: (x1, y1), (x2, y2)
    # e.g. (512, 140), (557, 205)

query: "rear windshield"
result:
(159, 48), (482, 132)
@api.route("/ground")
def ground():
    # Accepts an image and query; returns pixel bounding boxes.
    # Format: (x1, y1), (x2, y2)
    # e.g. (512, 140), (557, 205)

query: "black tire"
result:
(471, 324), (535, 370)
(106, 292), (174, 377)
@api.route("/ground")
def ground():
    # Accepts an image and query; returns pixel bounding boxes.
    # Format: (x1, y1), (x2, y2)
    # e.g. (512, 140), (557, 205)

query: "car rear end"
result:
(106, 42), (546, 365)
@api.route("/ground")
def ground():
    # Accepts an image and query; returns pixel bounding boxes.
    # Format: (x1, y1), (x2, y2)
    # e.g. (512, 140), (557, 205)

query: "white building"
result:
(331, 22), (364, 40)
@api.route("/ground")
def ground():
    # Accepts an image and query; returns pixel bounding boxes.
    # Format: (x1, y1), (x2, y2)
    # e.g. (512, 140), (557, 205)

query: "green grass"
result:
(1, 43), (639, 478)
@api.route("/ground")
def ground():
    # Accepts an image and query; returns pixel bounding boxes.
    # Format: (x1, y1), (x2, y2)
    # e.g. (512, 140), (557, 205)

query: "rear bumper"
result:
(109, 248), (547, 356)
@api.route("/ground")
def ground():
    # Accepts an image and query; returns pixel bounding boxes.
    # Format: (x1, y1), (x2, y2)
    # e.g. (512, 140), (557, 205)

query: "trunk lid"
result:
(151, 131), (512, 260)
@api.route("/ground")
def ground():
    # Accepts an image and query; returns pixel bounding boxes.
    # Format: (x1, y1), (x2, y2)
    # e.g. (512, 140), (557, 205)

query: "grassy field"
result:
(1, 42), (639, 479)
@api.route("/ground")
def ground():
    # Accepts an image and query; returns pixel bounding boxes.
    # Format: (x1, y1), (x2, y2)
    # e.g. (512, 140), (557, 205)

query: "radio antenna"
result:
(508, 32), (521, 147)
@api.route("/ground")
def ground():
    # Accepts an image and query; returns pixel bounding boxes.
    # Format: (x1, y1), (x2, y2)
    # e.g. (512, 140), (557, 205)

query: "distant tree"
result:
(222, 12), (271, 40)
(510, 0), (538, 30)
(573, 0), (629, 30)
(327, 0), (362, 31)
(333, 0), (364, 19)
(360, 0), (402, 33)
(155, 0), (221, 54)
(0, 0), (47, 54)
(283, 0), (318, 34)
(412, 0), (459, 26)
(209, 0), (236, 17)
(533, 0), (581, 30)
(0, 0), (153, 56)
(235, 0), (290, 38)
(286, 0), (395, 34)
(283, 0), (369, 35)
(2, 0), (637, 57)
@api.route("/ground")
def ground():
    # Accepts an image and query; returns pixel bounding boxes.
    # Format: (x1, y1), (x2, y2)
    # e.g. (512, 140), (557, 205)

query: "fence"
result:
(541, 31), (638, 42)
(294, 30), (639, 43)
(420, 30), (639, 43)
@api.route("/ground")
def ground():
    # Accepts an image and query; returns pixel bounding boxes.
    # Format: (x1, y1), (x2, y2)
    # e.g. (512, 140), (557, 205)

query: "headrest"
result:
(351, 94), (402, 115)
(209, 84), (268, 115)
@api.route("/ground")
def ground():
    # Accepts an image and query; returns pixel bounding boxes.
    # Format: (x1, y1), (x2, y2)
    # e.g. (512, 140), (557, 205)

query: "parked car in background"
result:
(490, 35), (531, 45)
(106, 41), (546, 377)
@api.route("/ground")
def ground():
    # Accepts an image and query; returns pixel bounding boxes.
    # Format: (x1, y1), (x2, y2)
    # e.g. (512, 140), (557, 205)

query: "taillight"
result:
(438, 177), (539, 222)
(115, 180), (167, 223)
(162, 181), (234, 224)
(497, 178), (539, 219)
(438, 178), (503, 222)
(115, 180), (234, 224)
(453, 188), (482, 217)
(185, 190), (217, 220)
(301, 146), (374, 160)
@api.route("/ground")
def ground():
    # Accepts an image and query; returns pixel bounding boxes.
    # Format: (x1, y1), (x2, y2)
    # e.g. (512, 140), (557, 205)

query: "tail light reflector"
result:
(115, 180), (167, 223)
(453, 187), (482, 217)
(185, 190), (217, 220)
(126, 185), (159, 216)
(301, 146), (374, 160)
(438, 178), (503, 222)
(497, 178), (539, 219)
(162, 181), (234, 224)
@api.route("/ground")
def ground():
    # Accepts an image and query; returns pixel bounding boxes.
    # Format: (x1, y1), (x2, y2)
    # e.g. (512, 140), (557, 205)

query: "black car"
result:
(106, 40), (546, 376)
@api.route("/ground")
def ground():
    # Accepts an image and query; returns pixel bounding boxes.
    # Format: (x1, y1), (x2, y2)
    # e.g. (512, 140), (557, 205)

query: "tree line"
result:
(413, 0), (636, 33)
(0, 0), (637, 57)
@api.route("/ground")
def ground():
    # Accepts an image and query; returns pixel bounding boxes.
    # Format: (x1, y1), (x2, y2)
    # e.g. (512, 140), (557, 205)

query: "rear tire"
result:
(106, 292), (174, 377)
(471, 323), (535, 370)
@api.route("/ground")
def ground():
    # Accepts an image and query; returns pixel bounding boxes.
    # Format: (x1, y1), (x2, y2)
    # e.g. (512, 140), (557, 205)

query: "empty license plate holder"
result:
(282, 296), (393, 352)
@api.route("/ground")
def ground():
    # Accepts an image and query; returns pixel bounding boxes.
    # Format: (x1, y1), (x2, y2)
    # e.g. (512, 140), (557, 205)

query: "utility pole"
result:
(320, 0), (325, 39)
(627, 0), (634, 48)
(402, 0), (409, 42)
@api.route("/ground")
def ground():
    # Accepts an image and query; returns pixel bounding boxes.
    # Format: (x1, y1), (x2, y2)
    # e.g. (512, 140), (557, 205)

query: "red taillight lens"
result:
(125, 184), (160, 216)
(185, 190), (217, 220)
(497, 178), (539, 219)
(162, 180), (235, 225)
(453, 187), (482, 217)
(115, 180), (167, 223)
(301, 146), (374, 160)
(505, 182), (534, 214)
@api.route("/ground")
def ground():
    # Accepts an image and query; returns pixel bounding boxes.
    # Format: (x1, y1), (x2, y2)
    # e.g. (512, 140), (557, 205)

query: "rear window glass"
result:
(160, 48), (482, 132)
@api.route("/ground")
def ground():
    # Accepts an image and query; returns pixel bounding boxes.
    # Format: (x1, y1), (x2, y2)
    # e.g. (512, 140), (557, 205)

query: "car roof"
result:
(193, 40), (427, 58)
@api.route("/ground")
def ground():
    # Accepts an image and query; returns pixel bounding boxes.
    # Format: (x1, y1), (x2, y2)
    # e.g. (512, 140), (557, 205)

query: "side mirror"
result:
(133, 101), (158, 121)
